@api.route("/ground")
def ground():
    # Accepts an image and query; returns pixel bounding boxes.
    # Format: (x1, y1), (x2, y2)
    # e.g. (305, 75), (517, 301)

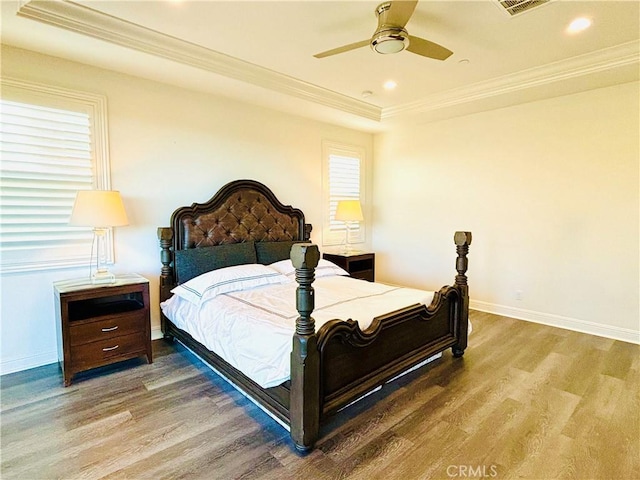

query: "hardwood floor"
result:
(1, 311), (638, 480)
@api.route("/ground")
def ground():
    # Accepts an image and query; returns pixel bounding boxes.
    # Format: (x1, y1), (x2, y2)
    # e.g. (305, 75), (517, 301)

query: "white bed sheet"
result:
(161, 275), (436, 388)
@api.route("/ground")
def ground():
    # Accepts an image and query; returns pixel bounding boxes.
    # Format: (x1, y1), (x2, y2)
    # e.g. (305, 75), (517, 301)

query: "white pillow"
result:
(269, 258), (349, 279)
(171, 263), (289, 305)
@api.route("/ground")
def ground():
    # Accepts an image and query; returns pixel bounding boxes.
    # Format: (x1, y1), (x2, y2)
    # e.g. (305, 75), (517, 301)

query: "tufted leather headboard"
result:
(170, 179), (310, 250)
(158, 179), (313, 301)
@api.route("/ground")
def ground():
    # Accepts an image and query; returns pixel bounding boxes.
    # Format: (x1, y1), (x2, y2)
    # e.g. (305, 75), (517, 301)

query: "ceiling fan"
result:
(314, 0), (453, 61)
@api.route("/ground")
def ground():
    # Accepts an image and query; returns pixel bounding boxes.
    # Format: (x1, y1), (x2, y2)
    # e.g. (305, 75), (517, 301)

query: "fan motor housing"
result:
(371, 27), (410, 54)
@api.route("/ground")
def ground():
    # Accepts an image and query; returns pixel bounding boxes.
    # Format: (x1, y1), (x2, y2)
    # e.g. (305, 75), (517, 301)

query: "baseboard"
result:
(1, 350), (58, 376)
(470, 300), (639, 344)
(151, 326), (164, 340)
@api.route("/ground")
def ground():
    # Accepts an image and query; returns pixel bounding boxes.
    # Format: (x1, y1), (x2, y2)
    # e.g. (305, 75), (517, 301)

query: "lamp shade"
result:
(335, 200), (364, 222)
(69, 190), (129, 227)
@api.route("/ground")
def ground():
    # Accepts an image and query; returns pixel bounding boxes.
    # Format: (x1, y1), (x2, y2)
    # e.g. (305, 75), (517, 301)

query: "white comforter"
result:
(161, 275), (435, 388)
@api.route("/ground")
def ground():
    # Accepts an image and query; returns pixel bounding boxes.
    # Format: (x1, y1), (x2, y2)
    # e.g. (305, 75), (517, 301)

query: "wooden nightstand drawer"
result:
(71, 332), (148, 370)
(69, 311), (146, 346)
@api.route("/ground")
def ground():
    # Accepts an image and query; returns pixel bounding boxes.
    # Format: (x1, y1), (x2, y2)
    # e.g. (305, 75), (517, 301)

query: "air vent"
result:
(494, 0), (552, 16)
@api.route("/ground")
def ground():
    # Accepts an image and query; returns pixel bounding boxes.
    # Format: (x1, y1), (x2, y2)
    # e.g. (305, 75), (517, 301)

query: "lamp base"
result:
(342, 223), (356, 255)
(341, 248), (363, 256)
(92, 270), (116, 285)
(341, 243), (356, 255)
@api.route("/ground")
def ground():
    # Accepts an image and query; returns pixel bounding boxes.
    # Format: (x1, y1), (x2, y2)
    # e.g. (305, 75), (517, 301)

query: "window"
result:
(322, 141), (365, 246)
(0, 77), (111, 273)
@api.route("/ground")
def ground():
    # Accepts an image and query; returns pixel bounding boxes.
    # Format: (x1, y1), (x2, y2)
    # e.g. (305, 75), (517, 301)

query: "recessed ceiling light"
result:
(383, 80), (397, 90)
(567, 17), (592, 34)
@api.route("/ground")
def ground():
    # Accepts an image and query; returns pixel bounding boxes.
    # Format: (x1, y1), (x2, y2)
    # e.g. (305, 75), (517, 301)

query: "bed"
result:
(158, 179), (471, 452)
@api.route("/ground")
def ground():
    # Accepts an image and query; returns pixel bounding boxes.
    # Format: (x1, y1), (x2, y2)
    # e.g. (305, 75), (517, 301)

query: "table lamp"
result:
(335, 199), (364, 254)
(69, 190), (129, 284)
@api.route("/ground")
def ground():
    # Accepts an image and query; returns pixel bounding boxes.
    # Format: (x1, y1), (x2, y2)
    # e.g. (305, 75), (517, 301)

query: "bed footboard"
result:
(316, 232), (472, 417)
(317, 285), (463, 416)
(288, 232), (471, 451)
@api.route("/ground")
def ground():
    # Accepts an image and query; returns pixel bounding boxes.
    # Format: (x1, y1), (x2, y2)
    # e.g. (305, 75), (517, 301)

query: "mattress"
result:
(161, 275), (436, 388)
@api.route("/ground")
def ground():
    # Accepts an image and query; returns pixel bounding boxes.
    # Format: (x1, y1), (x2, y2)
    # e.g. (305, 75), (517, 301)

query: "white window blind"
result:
(322, 141), (365, 246)
(0, 78), (111, 273)
(329, 154), (361, 231)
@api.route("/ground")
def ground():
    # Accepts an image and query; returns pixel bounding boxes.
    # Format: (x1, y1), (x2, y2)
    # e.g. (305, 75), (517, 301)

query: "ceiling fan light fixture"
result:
(371, 28), (409, 54)
(313, 1), (453, 60)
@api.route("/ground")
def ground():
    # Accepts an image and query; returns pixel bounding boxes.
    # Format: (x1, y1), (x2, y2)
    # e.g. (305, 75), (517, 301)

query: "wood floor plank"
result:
(267, 443), (341, 480)
(487, 386), (581, 474)
(371, 419), (469, 480)
(317, 379), (444, 461)
(601, 340), (637, 380)
(442, 366), (530, 434)
(511, 433), (576, 480)
(562, 374), (627, 439)
(1, 311), (638, 480)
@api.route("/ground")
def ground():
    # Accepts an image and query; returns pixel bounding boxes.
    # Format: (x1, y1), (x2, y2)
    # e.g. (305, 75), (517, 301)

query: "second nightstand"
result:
(54, 274), (152, 386)
(323, 252), (375, 282)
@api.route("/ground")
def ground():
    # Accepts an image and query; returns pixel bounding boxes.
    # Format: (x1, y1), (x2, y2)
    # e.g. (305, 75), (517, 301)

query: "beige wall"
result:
(373, 81), (639, 341)
(0, 45), (373, 373)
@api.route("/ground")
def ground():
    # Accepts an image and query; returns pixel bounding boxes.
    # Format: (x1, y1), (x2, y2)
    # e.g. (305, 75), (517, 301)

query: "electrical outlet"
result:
(515, 290), (523, 301)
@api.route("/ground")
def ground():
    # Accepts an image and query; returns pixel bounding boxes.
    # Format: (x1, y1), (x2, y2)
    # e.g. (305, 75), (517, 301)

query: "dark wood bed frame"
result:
(158, 179), (471, 452)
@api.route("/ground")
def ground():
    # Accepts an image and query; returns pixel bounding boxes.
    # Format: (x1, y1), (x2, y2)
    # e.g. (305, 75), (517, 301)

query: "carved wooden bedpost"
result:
(157, 227), (174, 338)
(289, 243), (321, 452)
(303, 223), (313, 241)
(452, 231), (472, 358)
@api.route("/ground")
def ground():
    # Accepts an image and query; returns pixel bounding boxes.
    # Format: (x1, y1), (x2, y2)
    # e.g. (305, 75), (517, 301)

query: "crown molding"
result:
(17, 0), (382, 122)
(17, 1), (639, 125)
(382, 40), (640, 119)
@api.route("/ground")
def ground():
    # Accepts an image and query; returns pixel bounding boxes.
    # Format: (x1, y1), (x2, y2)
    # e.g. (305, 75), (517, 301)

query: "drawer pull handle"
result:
(102, 345), (119, 352)
(101, 326), (119, 332)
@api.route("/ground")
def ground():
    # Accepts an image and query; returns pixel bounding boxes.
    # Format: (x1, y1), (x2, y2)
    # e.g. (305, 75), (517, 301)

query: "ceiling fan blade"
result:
(313, 39), (370, 58)
(385, 0), (418, 28)
(406, 35), (453, 60)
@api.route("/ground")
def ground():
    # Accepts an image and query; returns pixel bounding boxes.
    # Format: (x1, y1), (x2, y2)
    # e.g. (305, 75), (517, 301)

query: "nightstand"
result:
(54, 273), (152, 386)
(323, 252), (375, 282)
